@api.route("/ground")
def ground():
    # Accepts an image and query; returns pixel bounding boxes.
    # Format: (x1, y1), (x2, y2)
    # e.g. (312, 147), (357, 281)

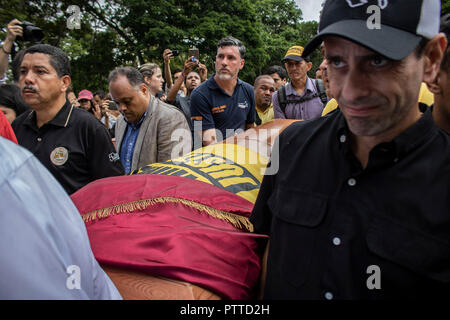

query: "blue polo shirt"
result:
(189, 75), (256, 141)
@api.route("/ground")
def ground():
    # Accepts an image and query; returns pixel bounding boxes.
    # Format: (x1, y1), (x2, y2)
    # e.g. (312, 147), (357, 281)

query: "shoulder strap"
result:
(277, 85), (288, 115)
(315, 79), (328, 105)
(278, 81), (328, 117)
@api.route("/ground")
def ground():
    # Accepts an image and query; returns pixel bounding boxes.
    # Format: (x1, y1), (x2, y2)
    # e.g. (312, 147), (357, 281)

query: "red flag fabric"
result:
(71, 174), (268, 300)
(0, 111), (17, 144)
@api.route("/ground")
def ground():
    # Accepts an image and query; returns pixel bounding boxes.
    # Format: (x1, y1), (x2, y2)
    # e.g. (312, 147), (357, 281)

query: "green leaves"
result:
(0, 0), (323, 90)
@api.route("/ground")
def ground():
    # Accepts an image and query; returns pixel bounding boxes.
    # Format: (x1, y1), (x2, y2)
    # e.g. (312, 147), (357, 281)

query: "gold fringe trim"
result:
(81, 197), (254, 232)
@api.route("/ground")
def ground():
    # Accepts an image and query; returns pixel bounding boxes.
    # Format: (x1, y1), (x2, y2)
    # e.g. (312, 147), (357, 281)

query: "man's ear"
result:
(139, 83), (149, 96)
(422, 33), (447, 84)
(61, 75), (71, 93)
(426, 70), (443, 95)
(306, 61), (313, 71)
(240, 58), (245, 70)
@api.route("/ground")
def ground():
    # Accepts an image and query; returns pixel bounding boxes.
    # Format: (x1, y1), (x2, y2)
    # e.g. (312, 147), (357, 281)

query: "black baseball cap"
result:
(303, 0), (441, 60)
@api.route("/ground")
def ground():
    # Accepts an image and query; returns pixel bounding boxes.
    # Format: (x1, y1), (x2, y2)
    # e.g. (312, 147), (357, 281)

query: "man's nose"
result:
(21, 70), (35, 84)
(340, 67), (370, 102)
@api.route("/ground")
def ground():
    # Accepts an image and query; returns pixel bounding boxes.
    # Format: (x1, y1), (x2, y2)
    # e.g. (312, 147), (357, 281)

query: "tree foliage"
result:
(443, 0), (450, 15)
(0, 0), (323, 91)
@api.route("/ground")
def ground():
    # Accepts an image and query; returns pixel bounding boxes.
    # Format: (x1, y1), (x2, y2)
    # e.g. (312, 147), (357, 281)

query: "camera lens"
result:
(18, 21), (44, 43)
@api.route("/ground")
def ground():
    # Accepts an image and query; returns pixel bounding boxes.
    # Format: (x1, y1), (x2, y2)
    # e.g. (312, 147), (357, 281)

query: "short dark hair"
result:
(264, 65), (287, 80)
(94, 90), (107, 99)
(23, 44), (70, 78)
(0, 84), (29, 116)
(440, 13), (450, 72)
(217, 36), (246, 58)
(108, 66), (146, 88)
(254, 75), (274, 88)
(414, 37), (429, 59)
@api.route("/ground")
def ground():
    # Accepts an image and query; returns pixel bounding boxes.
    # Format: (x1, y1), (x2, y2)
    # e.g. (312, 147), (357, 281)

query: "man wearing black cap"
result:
(273, 45), (327, 120)
(251, 0), (449, 299)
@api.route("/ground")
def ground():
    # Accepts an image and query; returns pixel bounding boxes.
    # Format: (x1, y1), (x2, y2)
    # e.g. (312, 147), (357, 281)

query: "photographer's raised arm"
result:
(0, 19), (22, 80)
(167, 57), (197, 103)
(163, 48), (174, 89)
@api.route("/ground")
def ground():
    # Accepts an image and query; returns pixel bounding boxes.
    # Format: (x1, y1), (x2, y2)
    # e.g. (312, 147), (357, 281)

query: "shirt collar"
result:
(285, 77), (314, 96)
(207, 75), (243, 90)
(124, 100), (151, 128)
(24, 100), (74, 130)
(336, 104), (437, 158)
(256, 103), (273, 114)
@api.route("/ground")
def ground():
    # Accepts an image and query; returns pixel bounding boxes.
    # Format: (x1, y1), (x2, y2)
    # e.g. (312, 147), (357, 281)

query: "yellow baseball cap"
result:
(282, 45), (308, 63)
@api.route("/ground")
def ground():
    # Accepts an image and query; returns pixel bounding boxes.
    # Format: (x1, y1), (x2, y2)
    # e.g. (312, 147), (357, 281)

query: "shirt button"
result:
(37, 137), (42, 142)
(339, 135), (346, 143)
(325, 292), (334, 300)
(333, 237), (341, 246)
(347, 178), (356, 186)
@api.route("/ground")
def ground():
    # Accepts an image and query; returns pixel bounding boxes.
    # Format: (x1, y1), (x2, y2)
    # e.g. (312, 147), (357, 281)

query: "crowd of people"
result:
(1, 0), (450, 300)
(0, 17), (339, 195)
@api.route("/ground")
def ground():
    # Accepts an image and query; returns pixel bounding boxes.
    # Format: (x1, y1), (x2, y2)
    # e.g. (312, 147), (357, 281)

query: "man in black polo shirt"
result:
(12, 44), (124, 194)
(251, 0), (450, 299)
(190, 36), (255, 146)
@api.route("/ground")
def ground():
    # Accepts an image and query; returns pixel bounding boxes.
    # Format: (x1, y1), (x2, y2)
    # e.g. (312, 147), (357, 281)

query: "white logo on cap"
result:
(378, 0), (388, 9)
(347, 0), (368, 7)
(346, 0), (388, 9)
(50, 147), (69, 166)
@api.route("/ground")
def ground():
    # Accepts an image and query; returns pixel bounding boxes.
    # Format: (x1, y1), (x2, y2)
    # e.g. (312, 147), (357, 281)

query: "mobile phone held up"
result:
(189, 48), (199, 62)
(171, 49), (179, 57)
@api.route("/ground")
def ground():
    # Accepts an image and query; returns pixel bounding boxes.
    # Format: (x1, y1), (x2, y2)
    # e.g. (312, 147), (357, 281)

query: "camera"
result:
(108, 100), (118, 110)
(171, 49), (179, 57)
(17, 21), (44, 43)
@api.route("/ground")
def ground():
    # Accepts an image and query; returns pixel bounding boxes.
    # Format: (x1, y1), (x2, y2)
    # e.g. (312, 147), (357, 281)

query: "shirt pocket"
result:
(268, 187), (328, 287)
(366, 214), (450, 284)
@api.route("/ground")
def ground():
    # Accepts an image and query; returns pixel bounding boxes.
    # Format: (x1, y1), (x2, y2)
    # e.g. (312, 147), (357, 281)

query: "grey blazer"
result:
(115, 96), (192, 172)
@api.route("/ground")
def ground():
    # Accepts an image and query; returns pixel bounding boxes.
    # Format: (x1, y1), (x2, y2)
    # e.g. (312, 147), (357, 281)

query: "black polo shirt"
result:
(250, 105), (450, 300)
(190, 76), (256, 140)
(12, 101), (124, 194)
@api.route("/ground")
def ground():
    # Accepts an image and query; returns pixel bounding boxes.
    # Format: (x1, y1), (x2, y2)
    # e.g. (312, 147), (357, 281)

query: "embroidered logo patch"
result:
(109, 152), (120, 162)
(212, 105), (227, 114)
(238, 101), (248, 109)
(50, 147), (69, 166)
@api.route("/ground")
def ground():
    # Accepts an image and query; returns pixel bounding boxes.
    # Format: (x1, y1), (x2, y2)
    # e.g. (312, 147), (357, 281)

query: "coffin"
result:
(71, 119), (297, 300)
